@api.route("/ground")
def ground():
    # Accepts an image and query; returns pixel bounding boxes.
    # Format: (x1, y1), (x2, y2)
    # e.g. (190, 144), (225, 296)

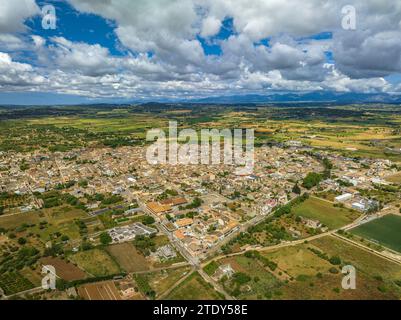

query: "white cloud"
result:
(0, 0), (400, 98)
(0, 34), (26, 51)
(48, 37), (119, 77)
(0, 0), (39, 34)
(201, 16), (222, 38)
(0, 52), (45, 87)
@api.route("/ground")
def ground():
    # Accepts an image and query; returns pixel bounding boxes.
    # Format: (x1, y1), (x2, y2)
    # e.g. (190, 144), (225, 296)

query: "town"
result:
(1, 129), (401, 300)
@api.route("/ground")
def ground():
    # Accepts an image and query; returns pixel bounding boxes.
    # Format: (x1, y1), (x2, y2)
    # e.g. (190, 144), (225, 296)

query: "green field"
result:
(213, 236), (401, 299)
(165, 272), (224, 300)
(293, 197), (360, 229)
(0, 272), (34, 296)
(144, 266), (192, 298)
(218, 254), (281, 299)
(311, 236), (401, 281)
(350, 215), (401, 253)
(69, 248), (121, 277)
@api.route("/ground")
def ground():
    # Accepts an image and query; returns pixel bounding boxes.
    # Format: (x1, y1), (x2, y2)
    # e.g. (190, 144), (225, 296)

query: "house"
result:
(173, 229), (186, 240)
(301, 217), (322, 229)
(124, 208), (142, 216)
(352, 202), (366, 212)
(146, 201), (172, 215)
(108, 223), (157, 243)
(213, 264), (235, 280)
(175, 218), (194, 228)
(335, 193), (352, 202)
(188, 242), (203, 254)
(221, 220), (239, 236)
(160, 197), (187, 206)
(156, 245), (176, 259)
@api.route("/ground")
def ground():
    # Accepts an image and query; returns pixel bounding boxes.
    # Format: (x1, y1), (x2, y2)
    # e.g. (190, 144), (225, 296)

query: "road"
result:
(157, 267), (195, 300)
(139, 200), (234, 299)
(1, 286), (44, 300)
(201, 208), (401, 274)
(139, 200), (401, 300)
(333, 233), (401, 266)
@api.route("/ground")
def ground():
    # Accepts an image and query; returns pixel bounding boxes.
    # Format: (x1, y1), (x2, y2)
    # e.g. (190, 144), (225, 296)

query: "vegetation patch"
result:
(349, 215), (401, 253)
(166, 272), (224, 300)
(0, 272), (34, 296)
(292, 197), (359, 229)
(69, 248), (120, 277)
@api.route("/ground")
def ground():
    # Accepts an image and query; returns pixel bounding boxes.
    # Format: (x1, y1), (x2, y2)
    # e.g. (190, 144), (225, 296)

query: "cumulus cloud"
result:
(0, 0), (39, 34)
(0, 52), (45, 87)
(48, 37), (119, 77)
(0, 0), (400, 99)
(333, 30), (401, 78)
(201, 16), (222, 38)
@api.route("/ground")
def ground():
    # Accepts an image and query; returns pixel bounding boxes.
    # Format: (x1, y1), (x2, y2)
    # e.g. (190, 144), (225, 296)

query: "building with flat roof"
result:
(109, 222), (157, 243)
(146, 201), (172, 215)
(335, 193), (352, 202)
(175, 218), (194, 228)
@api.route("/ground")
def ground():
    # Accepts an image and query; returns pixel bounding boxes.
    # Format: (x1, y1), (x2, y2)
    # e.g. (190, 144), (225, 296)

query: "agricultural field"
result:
(349, 215), (401, 253)
(40, 257), (87, 281)
(142, 266), (192, 298)
(217, 254), (281, 299)
(385, 172), (401, 184)
(261, 243), (400, 299)
(0, 205), (86, 243)
(165, 272), (224, 300)
(77, 281), (121, 300)
(106, 243), (150, 272)
(292, 196), (360, 229)
(69, 249), (121, 277)
(19, 267), (44, 287)
(2, 104), (401, 161)
(27, 113), (166, 136)
(0, 272), (34, 296)
(208, 233), (401, 299)
(0, 211), (42, 230)
(311, 236), (401, 281)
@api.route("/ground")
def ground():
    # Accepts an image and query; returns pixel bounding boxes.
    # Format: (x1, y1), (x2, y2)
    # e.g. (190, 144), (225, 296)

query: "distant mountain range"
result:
(186, 91), (401, 104)
(1, 91), (401, 107)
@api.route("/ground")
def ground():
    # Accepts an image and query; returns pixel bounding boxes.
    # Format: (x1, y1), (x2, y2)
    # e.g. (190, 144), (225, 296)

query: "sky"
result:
(0, 0), (401, 104)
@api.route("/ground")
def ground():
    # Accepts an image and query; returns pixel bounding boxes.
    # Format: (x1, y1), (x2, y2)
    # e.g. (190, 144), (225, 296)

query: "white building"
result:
(352, 202), (366, 212)
(335, 193), (352, 202)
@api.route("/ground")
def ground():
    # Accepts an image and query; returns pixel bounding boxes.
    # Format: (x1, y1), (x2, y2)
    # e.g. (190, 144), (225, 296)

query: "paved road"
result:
(333, 233), (401, 266)
(197, 268), (234, 300)
(157, 268), (195, 300)
(139, 200), (233, 298)
(201, 213), (372, 267)
(132, 262), (190, 275)
(1, 286), (44, 300)
(136, 198), (401, 300)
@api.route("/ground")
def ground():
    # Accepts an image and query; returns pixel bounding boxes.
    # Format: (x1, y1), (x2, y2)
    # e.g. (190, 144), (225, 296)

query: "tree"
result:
(329, 256), (341, 265)
(142, 216), (155, 225)
(17, 237), (27, 245)
(292, 183), (301, 195)
(302, 172), (323, 189)
(100, 232), (112, 245)
(233, 272), (251, 285)
(78, 180), (88, 188)
(80, 242), (93, 251)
